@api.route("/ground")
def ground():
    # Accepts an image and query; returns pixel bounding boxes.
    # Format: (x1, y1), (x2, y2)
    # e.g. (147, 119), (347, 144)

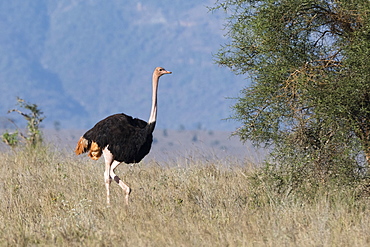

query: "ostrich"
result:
(75, 67), (172, 205)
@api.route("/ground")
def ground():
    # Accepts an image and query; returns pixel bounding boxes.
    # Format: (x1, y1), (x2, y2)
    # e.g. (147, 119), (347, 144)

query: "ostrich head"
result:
(154, 67), (172, 77)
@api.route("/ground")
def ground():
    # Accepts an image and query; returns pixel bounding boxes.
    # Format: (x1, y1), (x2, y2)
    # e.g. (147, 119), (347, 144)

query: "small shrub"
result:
(2, 97), (45, 148)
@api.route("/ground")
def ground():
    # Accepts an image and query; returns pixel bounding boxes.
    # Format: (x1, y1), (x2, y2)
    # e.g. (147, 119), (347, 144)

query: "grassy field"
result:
(0, 146), (370, 246)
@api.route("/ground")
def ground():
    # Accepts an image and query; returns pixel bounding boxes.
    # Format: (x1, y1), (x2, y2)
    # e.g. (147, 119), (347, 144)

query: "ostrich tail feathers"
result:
(75, 137), (89, 155)
(75, 137), (102, 160)
(88, 141), (102, 160)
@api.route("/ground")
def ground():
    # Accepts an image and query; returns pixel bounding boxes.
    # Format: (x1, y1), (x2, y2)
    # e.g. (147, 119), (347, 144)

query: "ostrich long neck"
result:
(148, 73), (159, 126)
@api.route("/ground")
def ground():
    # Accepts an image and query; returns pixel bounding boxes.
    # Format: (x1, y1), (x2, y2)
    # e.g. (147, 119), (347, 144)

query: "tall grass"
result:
(0, 146), (369, 246)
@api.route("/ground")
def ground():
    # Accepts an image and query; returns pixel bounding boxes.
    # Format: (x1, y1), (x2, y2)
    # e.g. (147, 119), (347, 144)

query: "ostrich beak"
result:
(164, 70), (172, 74)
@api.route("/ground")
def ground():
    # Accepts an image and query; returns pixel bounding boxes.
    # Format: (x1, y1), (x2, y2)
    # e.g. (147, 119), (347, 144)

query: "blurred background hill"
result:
(0, 0), (248, 131)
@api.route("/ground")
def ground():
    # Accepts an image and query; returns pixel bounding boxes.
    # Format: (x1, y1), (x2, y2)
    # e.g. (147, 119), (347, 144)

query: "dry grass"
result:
(0, 146), (369, 246)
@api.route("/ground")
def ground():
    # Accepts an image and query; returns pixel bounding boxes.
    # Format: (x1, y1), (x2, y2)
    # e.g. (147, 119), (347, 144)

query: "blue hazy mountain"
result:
(0, 0), (247, 131)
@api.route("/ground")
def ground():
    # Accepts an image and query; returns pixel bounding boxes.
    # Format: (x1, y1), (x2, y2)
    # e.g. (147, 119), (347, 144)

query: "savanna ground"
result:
(0, 145), (370, 246)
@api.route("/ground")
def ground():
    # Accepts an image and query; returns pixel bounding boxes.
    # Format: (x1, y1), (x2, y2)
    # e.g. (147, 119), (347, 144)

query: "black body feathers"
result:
(83, 113), (155, 163)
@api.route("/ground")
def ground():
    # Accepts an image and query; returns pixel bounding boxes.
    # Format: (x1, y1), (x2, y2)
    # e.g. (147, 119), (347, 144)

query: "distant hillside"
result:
(0, 0), (248, 131)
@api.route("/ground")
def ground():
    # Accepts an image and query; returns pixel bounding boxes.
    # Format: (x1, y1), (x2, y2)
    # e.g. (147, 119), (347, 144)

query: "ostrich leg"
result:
(110, 160), (131, 204)
(103, 148), (113, 205)
(103, 148), (131, 205)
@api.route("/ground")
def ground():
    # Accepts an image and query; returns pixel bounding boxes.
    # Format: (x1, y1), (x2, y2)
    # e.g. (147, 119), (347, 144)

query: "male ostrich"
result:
(75, 67), (172, 205)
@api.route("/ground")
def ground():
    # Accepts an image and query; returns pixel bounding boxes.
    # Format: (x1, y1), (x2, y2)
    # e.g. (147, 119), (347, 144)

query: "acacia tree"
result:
(213, 0), (370, 179)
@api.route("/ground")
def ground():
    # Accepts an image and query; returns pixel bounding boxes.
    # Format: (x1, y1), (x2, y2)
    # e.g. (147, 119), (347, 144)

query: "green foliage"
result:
(213, 0), (370, 183)
(1, 131), (19, 148)
(2, 97), (45, 148)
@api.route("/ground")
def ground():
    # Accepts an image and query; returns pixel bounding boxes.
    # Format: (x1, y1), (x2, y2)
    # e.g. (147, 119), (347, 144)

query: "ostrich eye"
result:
(159, 68), (163, 71)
